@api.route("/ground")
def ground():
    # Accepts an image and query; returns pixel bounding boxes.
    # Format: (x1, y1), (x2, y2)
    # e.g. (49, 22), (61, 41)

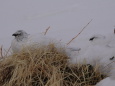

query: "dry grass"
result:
(0, 44), (106, 86)
(0, 46), (3, 58)
(44, 26), (50, 35)
(67, 19), (92, 45)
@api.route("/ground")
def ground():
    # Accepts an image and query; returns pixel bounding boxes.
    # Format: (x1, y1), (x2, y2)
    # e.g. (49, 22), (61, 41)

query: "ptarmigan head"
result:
(11, 30), (29, 53)
(12, 30), (29, 42)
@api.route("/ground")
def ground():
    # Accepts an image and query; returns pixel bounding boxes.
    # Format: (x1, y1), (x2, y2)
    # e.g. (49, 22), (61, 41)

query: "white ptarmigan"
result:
(11, 30), (80, 60)
(11, 30), (52, 53)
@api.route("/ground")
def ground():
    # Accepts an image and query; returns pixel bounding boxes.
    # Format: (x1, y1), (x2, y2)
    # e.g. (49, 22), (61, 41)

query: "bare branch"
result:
(67, 19), (93, 45)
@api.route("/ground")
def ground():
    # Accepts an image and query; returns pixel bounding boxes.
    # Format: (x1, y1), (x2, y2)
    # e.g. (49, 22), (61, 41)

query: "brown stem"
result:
(44, 26), (50, 35)
(67, 19), (93, 45)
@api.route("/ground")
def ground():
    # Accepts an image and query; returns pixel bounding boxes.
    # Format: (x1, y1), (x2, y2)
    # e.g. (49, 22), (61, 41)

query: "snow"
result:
(96, 77), (115, 86)
(0, 0), (115, 85)
(0, 0), (115, 49)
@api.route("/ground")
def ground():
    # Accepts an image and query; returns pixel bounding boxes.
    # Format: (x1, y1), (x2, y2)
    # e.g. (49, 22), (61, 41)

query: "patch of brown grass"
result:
(0, 44), (106, 86)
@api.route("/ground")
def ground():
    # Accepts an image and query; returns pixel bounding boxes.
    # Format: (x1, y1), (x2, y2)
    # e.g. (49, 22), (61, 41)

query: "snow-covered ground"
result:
(0, 0), (115, 49)
(0, 0), (115, 85)
(96, 77), (115, 86)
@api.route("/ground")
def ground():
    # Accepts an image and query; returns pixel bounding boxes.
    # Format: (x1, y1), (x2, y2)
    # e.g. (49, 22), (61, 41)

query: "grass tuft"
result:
(0, 44), (106, 86)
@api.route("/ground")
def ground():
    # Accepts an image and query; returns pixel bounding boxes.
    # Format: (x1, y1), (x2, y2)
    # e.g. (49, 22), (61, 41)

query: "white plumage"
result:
(11, 30), (80, 58)
(69, 30), (115, 79)
(11, 30), (66, 53)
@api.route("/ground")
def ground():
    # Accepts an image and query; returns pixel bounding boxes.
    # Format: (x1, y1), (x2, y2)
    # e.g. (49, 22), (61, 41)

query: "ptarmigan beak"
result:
(12, 33), (18, 36)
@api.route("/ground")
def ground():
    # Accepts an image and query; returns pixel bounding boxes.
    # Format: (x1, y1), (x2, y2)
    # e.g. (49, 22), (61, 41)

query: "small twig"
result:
(4, 46), (11, 57)
(44, 26), (50, 35)
(0, 46), (3, 58)
(102, 61), (115, 71)
(67, 19), (93, 45)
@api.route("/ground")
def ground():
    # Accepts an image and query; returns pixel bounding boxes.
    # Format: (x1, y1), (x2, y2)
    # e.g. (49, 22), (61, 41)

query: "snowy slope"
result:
(0, 0), (115, 50)
(96, 77), (115, 86)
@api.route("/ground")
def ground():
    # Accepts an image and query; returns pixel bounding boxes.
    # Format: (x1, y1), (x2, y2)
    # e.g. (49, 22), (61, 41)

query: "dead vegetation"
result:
(0, 44), (106, 86)
(44, 26), (50, 35)
(0, 46), (3, 58)
(67, 19), (92, 45)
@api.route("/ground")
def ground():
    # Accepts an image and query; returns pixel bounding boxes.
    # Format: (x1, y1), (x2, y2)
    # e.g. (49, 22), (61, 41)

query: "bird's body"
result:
(11, 30), (29, 53)
(11, 37), (28, 53)
(73, 30), (115, 79)
(11, 30), (53, 53)
(11, 30), (80, 57)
